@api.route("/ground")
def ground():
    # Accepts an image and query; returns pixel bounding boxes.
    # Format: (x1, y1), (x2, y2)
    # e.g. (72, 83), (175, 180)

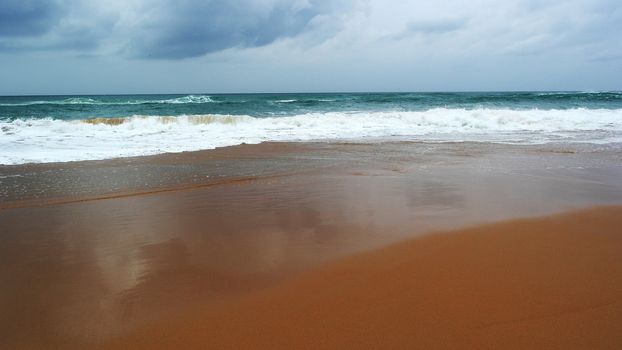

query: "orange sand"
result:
(101, 206), (622, 349)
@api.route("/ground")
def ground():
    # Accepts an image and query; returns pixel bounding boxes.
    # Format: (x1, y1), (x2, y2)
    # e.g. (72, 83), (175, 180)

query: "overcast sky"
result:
(1, 0), (621, 94)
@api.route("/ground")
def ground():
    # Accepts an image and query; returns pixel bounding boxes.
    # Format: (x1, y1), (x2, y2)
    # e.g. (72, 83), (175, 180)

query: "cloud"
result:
(0, 0), (619, 63)
(0, 0), (348, 59)
(124, 0), (342, 59)
(389, 17), (467, 40)
(493, 0), (622, 60)
(0, 0), (64, 37)
(0, 0), (621, 93)
(0, 0), (118, 53)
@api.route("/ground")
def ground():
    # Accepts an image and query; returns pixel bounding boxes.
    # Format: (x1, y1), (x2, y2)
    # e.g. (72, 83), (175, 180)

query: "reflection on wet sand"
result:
(1, 141), (622, 349)
(1, 175), (416, 349)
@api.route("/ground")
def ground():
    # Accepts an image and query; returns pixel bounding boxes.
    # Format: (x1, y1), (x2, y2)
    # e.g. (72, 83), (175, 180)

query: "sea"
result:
(1, 92), (621, 164)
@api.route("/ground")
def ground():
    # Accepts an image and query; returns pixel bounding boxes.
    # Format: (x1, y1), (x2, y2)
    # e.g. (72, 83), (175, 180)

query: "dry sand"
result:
(102, 206), (622, 349)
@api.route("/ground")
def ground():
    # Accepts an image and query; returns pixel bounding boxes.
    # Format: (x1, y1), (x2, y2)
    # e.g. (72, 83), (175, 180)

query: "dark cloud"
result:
(0, 0), (64, 37)
(0, 0), (343, 59)
(126, 0), (336, 59)
(0, 0), (120, 54)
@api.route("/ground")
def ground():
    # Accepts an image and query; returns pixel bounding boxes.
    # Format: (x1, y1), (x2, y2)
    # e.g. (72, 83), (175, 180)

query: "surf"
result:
(1, 108), (621, 164)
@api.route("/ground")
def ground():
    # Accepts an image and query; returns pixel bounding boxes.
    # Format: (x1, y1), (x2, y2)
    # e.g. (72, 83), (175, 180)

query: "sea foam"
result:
(1, 108), (621, 164)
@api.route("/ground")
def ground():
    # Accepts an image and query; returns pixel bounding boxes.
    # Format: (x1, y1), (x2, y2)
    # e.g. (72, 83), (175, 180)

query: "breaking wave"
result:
(1, 108), (621, 164)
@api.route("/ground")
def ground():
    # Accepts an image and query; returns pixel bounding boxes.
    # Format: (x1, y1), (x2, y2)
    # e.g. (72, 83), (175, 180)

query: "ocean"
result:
(1, 92), (621, 164)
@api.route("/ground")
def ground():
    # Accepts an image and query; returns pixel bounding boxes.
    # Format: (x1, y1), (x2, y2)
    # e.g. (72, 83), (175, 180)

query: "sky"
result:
(0, 0), (621, 94)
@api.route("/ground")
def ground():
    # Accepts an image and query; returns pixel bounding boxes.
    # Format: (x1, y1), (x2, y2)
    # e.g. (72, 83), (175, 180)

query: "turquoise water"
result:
(1, 92), (622, 121)
(1, 92), (621, 164)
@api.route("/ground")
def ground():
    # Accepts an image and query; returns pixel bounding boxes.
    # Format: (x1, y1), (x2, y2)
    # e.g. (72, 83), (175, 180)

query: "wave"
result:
(3, 92), (621, 109)
(0, 97), (101, 106)
(533, 91), (622, 97)
(0, 95), (215, 106)
(161, 95), (215, 104)
(271, 98), (336, 105)
(2, 108), (621, 164)
(82, 114), (250, 125)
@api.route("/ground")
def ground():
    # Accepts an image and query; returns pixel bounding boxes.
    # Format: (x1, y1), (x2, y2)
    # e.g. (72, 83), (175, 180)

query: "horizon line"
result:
(1, 90), (619, 97)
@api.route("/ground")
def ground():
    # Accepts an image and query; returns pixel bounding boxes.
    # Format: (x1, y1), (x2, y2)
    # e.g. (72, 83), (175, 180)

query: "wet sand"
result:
(100, 206), (622, 350)
(1, 141), (622, 349)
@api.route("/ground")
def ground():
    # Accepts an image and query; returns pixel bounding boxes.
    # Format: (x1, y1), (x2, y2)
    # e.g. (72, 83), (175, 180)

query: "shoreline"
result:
(2, 140), (621, 209)
(0, 142), (338, 209)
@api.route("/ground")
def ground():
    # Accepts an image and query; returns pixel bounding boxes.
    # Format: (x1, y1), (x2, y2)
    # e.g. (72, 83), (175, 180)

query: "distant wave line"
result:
(0, 95), (216, 106)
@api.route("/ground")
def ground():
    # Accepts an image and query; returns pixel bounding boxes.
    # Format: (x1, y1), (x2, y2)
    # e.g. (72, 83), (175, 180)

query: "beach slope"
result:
(102, 206), (622, 349)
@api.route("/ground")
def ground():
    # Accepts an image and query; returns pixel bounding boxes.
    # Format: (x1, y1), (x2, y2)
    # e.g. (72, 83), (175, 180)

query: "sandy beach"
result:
(2, 141), (622, 349)
(101, 206), (622, 350)
(3, 0), (622, 347)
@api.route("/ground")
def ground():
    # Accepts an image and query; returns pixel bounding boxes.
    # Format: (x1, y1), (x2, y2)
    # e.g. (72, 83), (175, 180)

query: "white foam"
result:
(0, 95), (214, 106)
(1, 108), (621, 164)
